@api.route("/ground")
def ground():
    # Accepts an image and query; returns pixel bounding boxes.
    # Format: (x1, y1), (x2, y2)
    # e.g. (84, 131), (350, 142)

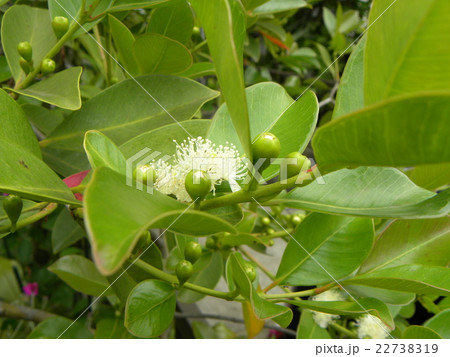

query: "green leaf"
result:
(208, 82), (318, 178)
(41, 76), (218, 175)
(277, 167), (449, 219)
(0, 56), (12, 82)
(0, 89), (41, 158)
(360, 217), (450, 273)
(253, 0), (308, 14)
(178, 62), (215, 79)
(84, 130), (126, 174)
(296, 310), (331, 339)
(51, 209), (84, 254)
(402, 326), (442, 339)
(95, 318), (134, 339)
(1, 5), (57, 81)
(289, 297), (394, 329)
(108, 14), (139, 76)
(344, 286), (415, 306)
(147, 1), (194, 45)
(28, 317), (93, 339)
(178, 251), (223, 303)
(8, 67), (82, 110)
(343, 265), (450, 296)
(276, 213), (374, 286)
(407, 163), (450, 191)
(48, 255), (112, 296)
(229, 252), (293, 327)
(314, 92), (450, 170)
(0, 141), (79, 205)
(120, 120), (210, 160)
(332, 36), (365, 119)
(365, 0), (450, 105)
(22, 104), (64, 136)
(84, 167), (236, 274)
(109, 0), (170, 12)
(190, 0), (252, 159)
(424, 309), (450, 339)
(0, 257), (22, 302)
(125, 279), (176, 338)
(133, 33), (192, 75)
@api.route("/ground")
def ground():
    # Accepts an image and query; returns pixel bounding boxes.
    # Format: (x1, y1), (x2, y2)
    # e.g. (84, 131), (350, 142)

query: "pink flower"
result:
(23, 282), (39, 296)
(63, 170), (90, 201)
(268, 329), (283, 339)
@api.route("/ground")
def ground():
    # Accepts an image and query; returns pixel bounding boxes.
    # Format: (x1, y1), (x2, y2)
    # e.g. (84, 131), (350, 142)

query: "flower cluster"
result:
(356, 315), (390, 339)
(311, 289), (346, 328)
(152, 137), (247, 202)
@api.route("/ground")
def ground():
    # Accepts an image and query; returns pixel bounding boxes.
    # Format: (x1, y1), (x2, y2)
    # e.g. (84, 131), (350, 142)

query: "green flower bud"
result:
(17, 41), (32, 62)
(252, 132), (280, 170)
(286, 152), (311, 178)
(133, 164), (156, 186)
(185, 169), (211, 201)
(41, 58), (56, 75)
(176, 260), (193, 285)
(19, 58), (31, 74)
(2, 195), (23, 233)
(52, 16), (69, 39)
(184, 241), (202, 264)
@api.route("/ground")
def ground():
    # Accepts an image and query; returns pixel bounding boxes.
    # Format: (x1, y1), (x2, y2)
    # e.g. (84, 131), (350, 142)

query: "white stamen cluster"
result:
(152, 137), (247, 202)
(311, 289), (346, 328)
(356, 315), (390, 339)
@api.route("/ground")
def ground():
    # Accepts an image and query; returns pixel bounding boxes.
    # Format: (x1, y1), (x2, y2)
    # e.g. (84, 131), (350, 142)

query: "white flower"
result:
(356, 315), (390, 339)
(152, 137), (247, 202)
(311, 289), (346, 328)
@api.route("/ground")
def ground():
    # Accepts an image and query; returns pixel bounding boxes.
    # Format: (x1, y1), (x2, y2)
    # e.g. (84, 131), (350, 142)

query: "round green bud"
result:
(243, 262), (256, 282)
(185, 169), (211, 201)
(261, 217), (271, 226)
(52, 16), (69, 39)
(133, 164), (156, 186)
(291, 215), (303, 226)
(2, 195), (23, 232)
(176, 260), (193, 285)
(205, 237), (217, 250)
(252, 132), (280, 170)
(184, 241), (202, 264)
(19, 58), (31, 74)
(286, 152), (311, 178)
(110, 76), (119, 84)
(192, 26), (201, 36)
(268, 239), (275, 246)
(17, 41), (32, 62)
(267, 228), (275, 235)
(40, 58), (56, 75)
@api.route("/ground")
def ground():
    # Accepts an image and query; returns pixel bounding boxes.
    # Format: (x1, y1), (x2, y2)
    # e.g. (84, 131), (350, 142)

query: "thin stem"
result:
(0, 203), (58, 234)
(330, 322), (358, 339)
(418, 295), (441, 315)
(191, 39), (207, 52)
(261, 287), (317, 300)
(93, 25), (109, 83)
(134, 259), (238, 301)
(0, 301), (56, 323)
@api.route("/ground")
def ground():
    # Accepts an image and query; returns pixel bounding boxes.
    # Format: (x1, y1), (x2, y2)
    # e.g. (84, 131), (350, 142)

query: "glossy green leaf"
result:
(230, 253), (293, 327)
(243, 0), (270, 10)
(0, 89), (41, 158)
(133, 33), (192, 75)
(344, 285), (415, 306)
(41, 76), (218, 175)
(277, 167), (449, 219)
(276, 213), (374, 286)
(22, 104), (64, 137)
(84, 130), (126, 174)
(296, 310), (330, 339)
(95, 318), (134, 339)
(178, 62), (215, 79)
(84, 167), (236, 274)
(408, 163), (450, 191)
(313, 92), (450, 170)
(0, 257), (22, 302)
(28, 317), (93, 339)
(253, 0), (308, 14)
(365, 0), (450, 105)
(343, 265), (450, 296)
(289, 297), (394, 329)
(1, 5), (57, 81)
(48, 255), (112, 296)
(125, 279), (176, 338)
(208, 82), (318, 178)
(360, 217), (450, 273)
(108, 14), (139, 76)
(178, 251), (223, 303)
(147, 1), (194, 45)
(0, 56), (12, 82)
(333, 36), (365, 119)
(8, 67), (82, 110)
(51, 209), (84, 254)
(402, 326), (442, 339)
(108, 0), (170, 12)
(120, 120), (210, 160)
(190, 0), (251, 159)
(424, 309), (450, 339)
(0, 141), (79, 205)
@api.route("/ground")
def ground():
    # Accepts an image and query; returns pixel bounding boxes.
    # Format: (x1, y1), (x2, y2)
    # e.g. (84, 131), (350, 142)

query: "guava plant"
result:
(0, 0), (449, 340)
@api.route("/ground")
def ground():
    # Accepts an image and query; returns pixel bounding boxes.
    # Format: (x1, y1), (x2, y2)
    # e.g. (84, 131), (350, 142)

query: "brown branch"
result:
(0, 301), (56, 323)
